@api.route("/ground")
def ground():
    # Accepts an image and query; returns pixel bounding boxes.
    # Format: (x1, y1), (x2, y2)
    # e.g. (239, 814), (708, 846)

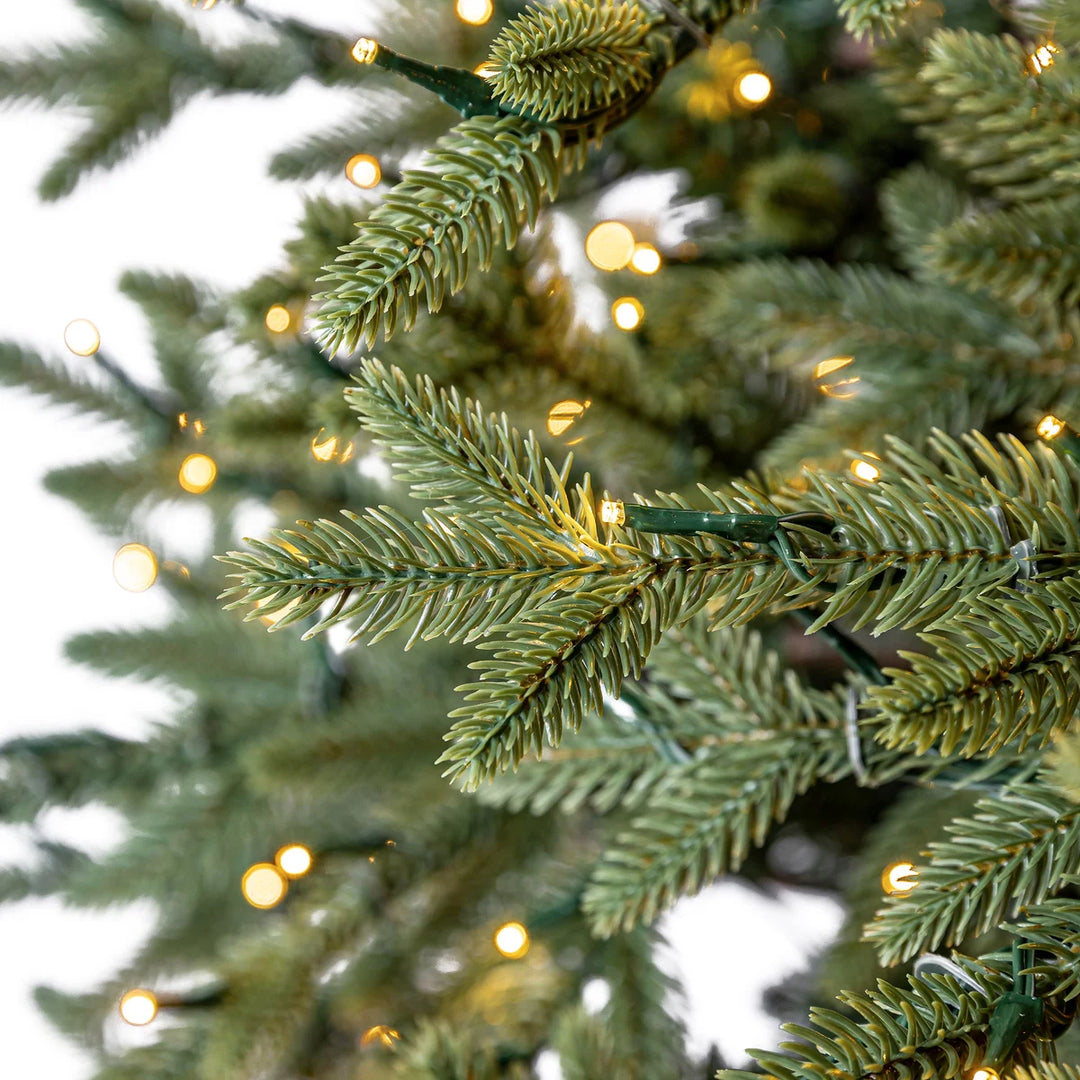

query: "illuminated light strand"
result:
(362, 1025), (402, 1049)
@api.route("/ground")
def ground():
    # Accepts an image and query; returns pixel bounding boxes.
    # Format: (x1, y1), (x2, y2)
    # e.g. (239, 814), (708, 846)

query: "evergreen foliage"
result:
(7, 0), (1080, 1077)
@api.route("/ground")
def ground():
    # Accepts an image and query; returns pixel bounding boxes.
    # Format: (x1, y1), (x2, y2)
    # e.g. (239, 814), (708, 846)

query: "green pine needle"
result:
(315, 116), (561, 354)
(488, 1), (654, 122)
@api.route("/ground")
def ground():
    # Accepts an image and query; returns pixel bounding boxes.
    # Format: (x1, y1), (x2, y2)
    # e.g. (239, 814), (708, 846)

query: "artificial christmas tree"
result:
(4, 0), (1080, 1076)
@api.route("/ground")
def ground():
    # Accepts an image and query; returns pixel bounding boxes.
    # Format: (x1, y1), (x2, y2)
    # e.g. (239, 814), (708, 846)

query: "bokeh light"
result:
(851, 458), (880, 483)
(178, 453), (217, 494)
(494, 921), (530, 958)
(118, 989), (158, 1026)
(63, 319), (100, 356)
(586, 221), (635, 271)
(275, 843), (313, 878)
(612, 297), (645, 331)
(630, 242), (661, 275)
(734, 71), (772, 107)
(455, 0), (494, 25)
(352, 37), (379, 64)
(546, 399), (589, 437)
(346, 154), (381, 189)
(112, 543), (158, 592)
(265, 305), (291, 333)
(241, 863), (288, 909)
(881, 861), (918, 895)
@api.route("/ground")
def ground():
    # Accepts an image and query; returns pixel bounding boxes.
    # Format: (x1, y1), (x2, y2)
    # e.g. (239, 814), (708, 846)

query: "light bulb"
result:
(241, 862), (288, 909)
(971, 1070), (999, 1080)
(265, 305), (291, 333)
(612, 297), (644, 331)
(881, 861), (918, 895)
(1029, 43), (1058, 74)
(494, 921), (530, 958)
(599, 499), (625, 526)
(455, 0), (494, 25)
(113, 543), (158, 592)
(546, 399), (589, 437)
(734, 71), (772, 107)
(346, 154), (381, 189)
(1038, 415), (1065, 440)
(474, 61), (498, 78)
(352, 37), (379, 64)
(585, 221), (635, 271)
(276, 843), (313, 878)
(851, 459), (880, 483)
(119, 988), (158, 1026)
(361, 1025), (401, 1049)
(629, 242), (661, 275)
(814, 355), (859, 399)
(63, 319), (100, 356)
(311, 431), (339, 462)
(178, 453), (217, 494)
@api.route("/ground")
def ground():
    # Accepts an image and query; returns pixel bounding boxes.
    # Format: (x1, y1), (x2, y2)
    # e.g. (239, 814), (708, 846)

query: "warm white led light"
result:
(119, 989), (158, 1026)
(63, 319), (101, 356)
(276, 844), (313, 878)
(494, 921), (530, 958)
(734, 71), (772, 107)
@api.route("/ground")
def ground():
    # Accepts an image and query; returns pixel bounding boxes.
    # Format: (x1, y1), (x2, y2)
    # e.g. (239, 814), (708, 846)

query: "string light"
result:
(600, 499), (626, 526)
(1028, 43), (1058, 74)
(118, 989), (158, 1026)
(63, 319), (100, 356)
(346, 153), (381, 189)
(361, 1025), (401, 1049)
(814, 355), (859, 399)
(733, 70), (772, 107)
(585, 221), (635, 271)
(612, 297), (645, 331)
(474, 61), (498, 78)
(265, 305), (291, 333)
(1038, 414), (1065, 440)
(178, 453), (217, 494)
(190, 0), (217, 8)
(881, 861), (918, 895)
(113, 543), (158, 592)
(455, 0), (493, 25)
(629, 242), (661, 275)
(352, 37), (379, 64)
(971, 1069), (999, 1080)
(851, 458), (880, 483)
(310, 430), (355, 464)
(275, 843), (313, 878)
(241, 862), (288, 909)
(546, 399), (590, 437)
(494, 921), (530, 958)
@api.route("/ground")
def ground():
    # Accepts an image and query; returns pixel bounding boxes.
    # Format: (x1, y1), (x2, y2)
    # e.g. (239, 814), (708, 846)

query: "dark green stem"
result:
(790, 607), (887, 687)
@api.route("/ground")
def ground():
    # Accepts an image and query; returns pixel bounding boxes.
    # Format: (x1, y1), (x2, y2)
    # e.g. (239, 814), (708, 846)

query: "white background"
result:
(0, 3), (841, 1074)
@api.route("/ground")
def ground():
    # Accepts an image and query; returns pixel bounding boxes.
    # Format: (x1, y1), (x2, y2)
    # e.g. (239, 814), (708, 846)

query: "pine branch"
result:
(928, 196), (1080, 314)
(865, 579), (1080, 759)
(834, 0), (918, 39)
(583, 730), (851, 935)
(880, 165), (969, 279)
(488, 1), (654, 122)
(888, 30), (1080, 203)
(1009, 887), (1080, 1002)
(721, 956), (1054, 1080)
(314, 116), (562, 353)
(865, 783), (1080, 965)
(551, 1007), (631, 1080)
(0, 341), (134, 426)
(1021, 0), (1080, 45)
